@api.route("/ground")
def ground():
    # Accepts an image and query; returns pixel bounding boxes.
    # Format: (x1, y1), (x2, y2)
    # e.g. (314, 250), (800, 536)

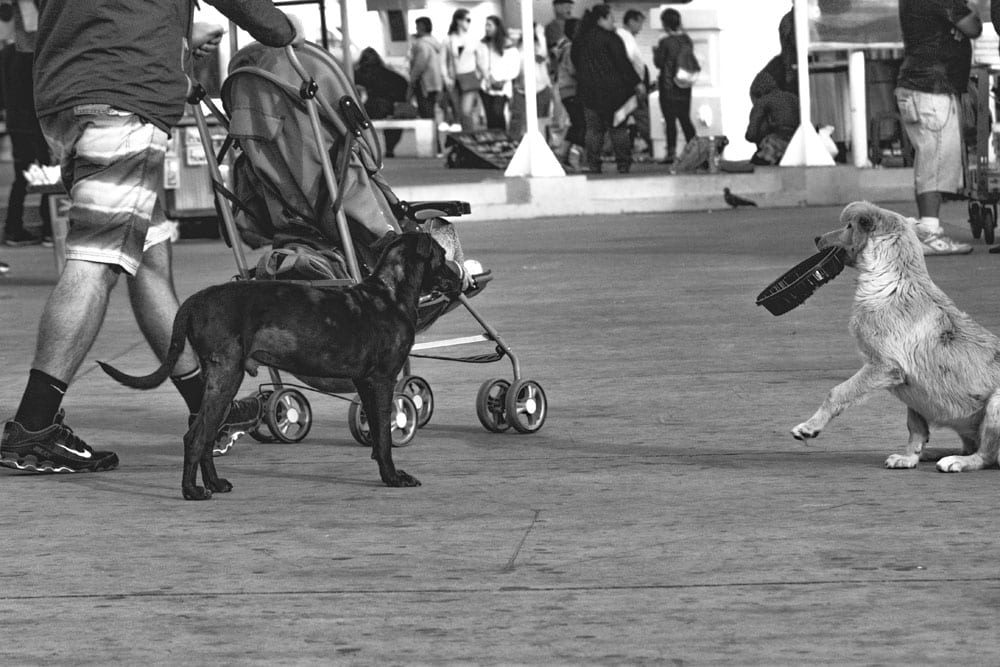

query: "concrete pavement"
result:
(3, 201), (1000, 664)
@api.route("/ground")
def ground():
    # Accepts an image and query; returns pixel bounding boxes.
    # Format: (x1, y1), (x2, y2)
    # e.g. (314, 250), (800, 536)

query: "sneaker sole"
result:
(0, 454), (118, 473)
(212, 429), (246, 457)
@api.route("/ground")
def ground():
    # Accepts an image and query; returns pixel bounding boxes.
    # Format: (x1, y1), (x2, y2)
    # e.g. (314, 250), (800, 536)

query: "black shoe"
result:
(1, 412), (119, 473)
(189, 395), (262, 456)
(0, 260), (9, 275)
(3, 229), (41, 247)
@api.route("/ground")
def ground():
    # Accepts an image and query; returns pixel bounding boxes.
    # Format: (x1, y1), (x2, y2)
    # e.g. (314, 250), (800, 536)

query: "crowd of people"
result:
(350, 2), (698, 175)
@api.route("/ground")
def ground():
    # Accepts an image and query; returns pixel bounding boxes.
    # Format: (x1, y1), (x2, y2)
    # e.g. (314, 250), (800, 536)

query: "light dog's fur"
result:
(791, 201), (1000, 472)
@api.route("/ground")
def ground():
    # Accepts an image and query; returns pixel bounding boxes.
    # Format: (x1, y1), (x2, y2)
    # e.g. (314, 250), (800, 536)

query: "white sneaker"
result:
(920, 231), (973, 256)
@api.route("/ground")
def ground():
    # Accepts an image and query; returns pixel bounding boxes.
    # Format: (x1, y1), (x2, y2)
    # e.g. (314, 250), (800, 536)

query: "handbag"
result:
(673, 67), (699, 88)
(456, 71), (480, 93)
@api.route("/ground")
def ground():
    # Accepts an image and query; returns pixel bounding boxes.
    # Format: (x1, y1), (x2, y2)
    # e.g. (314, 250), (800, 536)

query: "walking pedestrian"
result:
(617, 8), (652, 160)
(571, 3), (642, 174)
(475, 15), (518, 132)
(408, 16), (443, 121)
(0, 0), (303, 474)
(554, 17), (584, 169)
(355, 47), (408, 158)
(653, 8), (698, 165)
(509, 23), (552, 141)
(0, 1), (52, 248)
(896, 0), (981, 255)
(444, 9), (480, 132)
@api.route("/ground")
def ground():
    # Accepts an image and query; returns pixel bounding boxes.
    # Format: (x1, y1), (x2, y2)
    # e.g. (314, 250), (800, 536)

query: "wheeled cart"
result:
(963, 64), (1000, 244)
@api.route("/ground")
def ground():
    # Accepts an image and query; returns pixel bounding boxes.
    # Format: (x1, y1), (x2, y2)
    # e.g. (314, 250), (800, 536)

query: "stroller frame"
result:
(187, 45), (547, 444)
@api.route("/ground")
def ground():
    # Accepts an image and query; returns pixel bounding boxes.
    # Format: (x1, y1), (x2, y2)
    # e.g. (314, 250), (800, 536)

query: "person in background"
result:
(408, 16), (443, 122)
(544, 0), (575, 152)
(571, 3), (642, 174)
(653, 8), (697, 165)
(475, 15), (518, 132)
(554, 17), (584, 169)
(895, 0), (980, 255)
(617, 8), (652, 161)
(0, 0), (52, 248)
(0, 0), (302, 475)
(355, 47), (409, 158)
(444, 9), (480, 132)
(508, 23), (552, 141)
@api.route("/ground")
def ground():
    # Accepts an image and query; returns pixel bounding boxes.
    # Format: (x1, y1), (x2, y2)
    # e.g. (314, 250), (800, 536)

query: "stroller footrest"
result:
(398, 200), (471, 221)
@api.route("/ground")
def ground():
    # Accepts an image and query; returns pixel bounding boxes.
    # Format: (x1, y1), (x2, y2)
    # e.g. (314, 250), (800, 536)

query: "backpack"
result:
(673, 39), (700, 89)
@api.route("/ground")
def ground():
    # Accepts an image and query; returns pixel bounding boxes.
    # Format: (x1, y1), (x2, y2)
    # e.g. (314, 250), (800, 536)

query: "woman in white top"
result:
(444, 9), (480, 131)
(474, 15), (519, 131)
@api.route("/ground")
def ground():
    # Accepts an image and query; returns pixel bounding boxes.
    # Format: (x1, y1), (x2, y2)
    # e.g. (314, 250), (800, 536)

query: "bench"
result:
(370, 118), (437, 158)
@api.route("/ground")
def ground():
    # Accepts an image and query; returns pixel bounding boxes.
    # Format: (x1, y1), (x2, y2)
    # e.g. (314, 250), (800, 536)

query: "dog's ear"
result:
(856, 213), (876, 233)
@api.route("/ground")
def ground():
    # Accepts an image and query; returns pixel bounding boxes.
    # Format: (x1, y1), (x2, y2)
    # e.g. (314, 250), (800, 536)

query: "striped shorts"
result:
(39, 105), (171, 275)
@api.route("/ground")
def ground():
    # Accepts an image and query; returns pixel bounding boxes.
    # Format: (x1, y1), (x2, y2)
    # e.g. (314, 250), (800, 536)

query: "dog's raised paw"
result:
(791, 423), (820, 440)
(885, 454), (919, 469)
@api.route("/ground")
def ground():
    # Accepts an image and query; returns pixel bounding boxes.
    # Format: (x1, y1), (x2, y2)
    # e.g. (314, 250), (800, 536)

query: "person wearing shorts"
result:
(896, 0), (981, 256)
(1, 0), (303, 474)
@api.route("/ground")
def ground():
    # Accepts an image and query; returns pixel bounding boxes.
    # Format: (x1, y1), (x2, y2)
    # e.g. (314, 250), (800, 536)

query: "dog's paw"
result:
(182, 485), (213, 501)
(885, 453), (919, 469)
(936, 455), (981, 473)
(383, 470), (421, 487)
(206, 477), (233, 494)
(791, 422), (821, 440)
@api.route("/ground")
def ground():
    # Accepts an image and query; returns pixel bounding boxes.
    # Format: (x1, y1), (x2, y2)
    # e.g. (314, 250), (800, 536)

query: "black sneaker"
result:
(3, 229), (42, 247)
(189, 395), (262, 457)
(1, 412), (119, 473)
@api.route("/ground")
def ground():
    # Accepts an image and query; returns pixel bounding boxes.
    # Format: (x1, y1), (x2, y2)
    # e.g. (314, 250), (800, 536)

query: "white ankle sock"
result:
(915, 217), (942, 236)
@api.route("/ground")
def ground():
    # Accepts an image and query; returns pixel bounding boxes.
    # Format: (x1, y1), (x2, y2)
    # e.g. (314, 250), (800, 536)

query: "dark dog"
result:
(99, 232), (462, 500)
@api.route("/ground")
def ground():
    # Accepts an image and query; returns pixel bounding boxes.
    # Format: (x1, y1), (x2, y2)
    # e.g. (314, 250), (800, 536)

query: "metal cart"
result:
(963, 64), (1000, 244)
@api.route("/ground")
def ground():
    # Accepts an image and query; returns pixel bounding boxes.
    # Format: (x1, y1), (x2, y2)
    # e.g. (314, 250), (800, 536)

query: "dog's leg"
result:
(182, 362), (241, 500)
(791, 363), (903, 440)
(937, 391), (1000, 472)
(885, 408), (929, 469)
(355, 377), (421, 487)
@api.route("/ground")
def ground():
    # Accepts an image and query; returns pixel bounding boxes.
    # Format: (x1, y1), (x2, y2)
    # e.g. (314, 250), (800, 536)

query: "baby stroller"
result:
(186, 42), (547, 446)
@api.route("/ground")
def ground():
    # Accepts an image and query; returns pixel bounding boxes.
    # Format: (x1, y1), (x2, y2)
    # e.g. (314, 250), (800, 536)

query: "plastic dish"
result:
(755, 247), (847, 316)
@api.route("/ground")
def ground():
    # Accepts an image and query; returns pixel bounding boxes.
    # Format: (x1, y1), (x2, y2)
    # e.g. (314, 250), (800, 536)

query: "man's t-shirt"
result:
(897, 0), (974, 95)
(34, 0), (294, 133)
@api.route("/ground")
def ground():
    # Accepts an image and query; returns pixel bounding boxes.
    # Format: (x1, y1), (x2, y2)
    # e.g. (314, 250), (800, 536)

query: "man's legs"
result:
(896, 87), (970, 255)
(1, 258), (121, 472)
(126, 240), (198, 376)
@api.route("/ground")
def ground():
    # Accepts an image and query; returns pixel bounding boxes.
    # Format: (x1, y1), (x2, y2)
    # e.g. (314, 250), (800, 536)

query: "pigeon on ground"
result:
(724, 187), (757, 208)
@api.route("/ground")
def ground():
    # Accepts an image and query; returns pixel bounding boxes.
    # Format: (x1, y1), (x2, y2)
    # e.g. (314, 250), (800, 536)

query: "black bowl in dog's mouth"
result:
(755, 247), (847, 316)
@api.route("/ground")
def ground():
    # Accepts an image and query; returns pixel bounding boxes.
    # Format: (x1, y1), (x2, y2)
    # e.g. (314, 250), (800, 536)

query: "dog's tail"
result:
(97, 297), (193, 390)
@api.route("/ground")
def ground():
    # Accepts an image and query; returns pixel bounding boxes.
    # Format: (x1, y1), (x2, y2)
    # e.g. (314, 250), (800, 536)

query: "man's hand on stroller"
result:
(284, 12), (306, 48)
(191, 23), (225, 59)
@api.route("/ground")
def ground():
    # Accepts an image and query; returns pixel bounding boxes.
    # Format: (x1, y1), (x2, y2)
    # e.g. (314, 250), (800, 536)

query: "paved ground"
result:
(2, 201), (1000, 665)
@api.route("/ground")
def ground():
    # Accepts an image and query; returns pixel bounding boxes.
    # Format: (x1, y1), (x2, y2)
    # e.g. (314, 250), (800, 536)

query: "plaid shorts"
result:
(894, 87), (962, 195)
(39, 105), (171, 275)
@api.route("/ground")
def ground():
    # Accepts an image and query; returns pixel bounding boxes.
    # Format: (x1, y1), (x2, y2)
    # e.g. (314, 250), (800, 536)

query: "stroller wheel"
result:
(249, 390), (278, 442)
(476, 378), (511, 433)
(969, 201), (983, 239)
(983, 207), (996, 245)
(348, 394), (419, 447)
(395, 375), (434, 428)
(504, 379), (548, 434)
(263, 388), (313, 443)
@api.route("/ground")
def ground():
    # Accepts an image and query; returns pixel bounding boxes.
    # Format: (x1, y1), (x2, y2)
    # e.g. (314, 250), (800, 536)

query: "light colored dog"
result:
(791, 201), (1000, 472)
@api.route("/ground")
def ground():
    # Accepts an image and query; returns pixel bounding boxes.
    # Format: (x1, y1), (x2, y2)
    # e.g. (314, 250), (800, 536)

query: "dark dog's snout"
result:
(814, 236), (822, 249)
